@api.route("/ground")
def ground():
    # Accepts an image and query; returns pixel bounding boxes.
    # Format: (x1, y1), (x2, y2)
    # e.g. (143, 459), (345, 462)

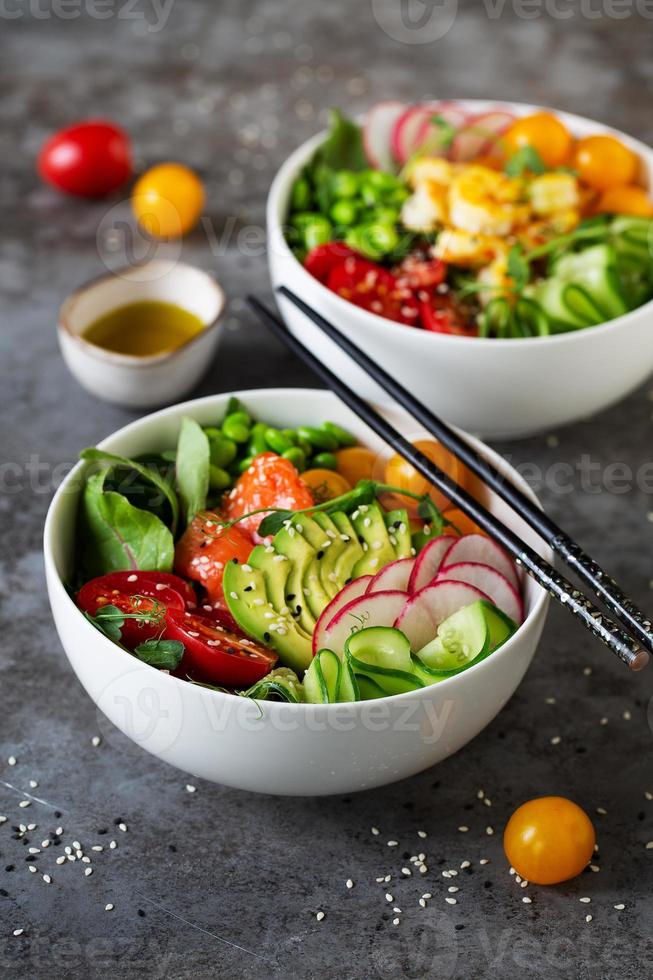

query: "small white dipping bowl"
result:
(58, 260), (225, 409)
(268, 100), (653, 440)
(44, 388), (550, 796)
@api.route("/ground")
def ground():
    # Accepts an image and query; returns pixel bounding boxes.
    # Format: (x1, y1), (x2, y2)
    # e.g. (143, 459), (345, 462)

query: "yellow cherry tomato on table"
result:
(504, 796), (596, 885)
(502, 112), (573, 168)
(597, 184), (653, 217)
(572, 135), (639, 192)
(132, 163), (205, 238)
(301, 468), (351, 502)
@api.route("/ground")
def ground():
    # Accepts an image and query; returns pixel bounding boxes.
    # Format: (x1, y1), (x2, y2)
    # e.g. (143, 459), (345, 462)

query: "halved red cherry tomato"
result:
(80, 570), (196, 609)
(224, 452), (315, 541)
(419, 296), (478, 336)
(77, 572), (186, 649)
(304, 242), (361, 283)
(165, 610), (277, 686)
(327, 256), (420, 325)
(394, 256), (447, 291)
(175, 514), (254, 604)
(38, 120), (132, 197)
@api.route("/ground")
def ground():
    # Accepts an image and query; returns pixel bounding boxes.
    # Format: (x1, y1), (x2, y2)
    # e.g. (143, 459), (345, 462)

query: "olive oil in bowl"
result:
(83, 300), (204, 357)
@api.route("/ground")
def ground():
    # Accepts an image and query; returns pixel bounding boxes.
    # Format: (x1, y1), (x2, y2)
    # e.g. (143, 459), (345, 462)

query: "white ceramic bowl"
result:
(58, 260), (225, 409)
(44, 389), (550, 796)
(268, 100), (653, 440)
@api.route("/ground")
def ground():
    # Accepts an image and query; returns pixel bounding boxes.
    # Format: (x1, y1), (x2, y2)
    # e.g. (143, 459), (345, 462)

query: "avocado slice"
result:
(287, 514), (334, 617)
(350, 502), (397, 576)
(330, 512), (364, 584)
(223, 560), (312, 673)
(383, 508), (413, 558)
(271, 526), (318, 635)
(312, 512), (349, 598)
(247, 544), (312, 641)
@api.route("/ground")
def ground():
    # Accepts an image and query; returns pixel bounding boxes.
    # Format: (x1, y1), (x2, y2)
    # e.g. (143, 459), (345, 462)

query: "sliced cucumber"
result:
(337, 658), (360, 702)
(246, 667), (304, 703)
(345, 627), (424, 696)
(481, 599), (517, 650)
(303, 648), (342, 704)
(415, 601), (489, 671)
(356, 675), (387, 700)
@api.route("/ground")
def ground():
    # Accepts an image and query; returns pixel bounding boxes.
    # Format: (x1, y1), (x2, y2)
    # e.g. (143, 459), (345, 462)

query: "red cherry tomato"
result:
(165, 609), (277, 686)
(327, 256), (420, 325)
(304, 242), (362, 283)
(77, 572), (186, 649)
(38, 121), (132, 197)
(394, 256), (447, 291)
(223, 452), (315, 541)
(175, 515), (254, 605)
(419, 295), (478, 336)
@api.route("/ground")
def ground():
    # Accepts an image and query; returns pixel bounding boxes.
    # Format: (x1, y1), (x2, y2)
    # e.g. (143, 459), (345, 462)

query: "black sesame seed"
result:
(0, 888), (8, 897)
(455, 924), (465, 931)
(316, 550), (324, 560)
(97, 828), (108, 835)
(286, 594), (296, 601)
(54, 811), (62, 819)
(137, 909), (146, 917)
(484, 881), (493, 888)
(244, 586), (253, 592)
(5, 865), (14, 872)
(168, 844), (177, 853)
(263, 632), (271, 642)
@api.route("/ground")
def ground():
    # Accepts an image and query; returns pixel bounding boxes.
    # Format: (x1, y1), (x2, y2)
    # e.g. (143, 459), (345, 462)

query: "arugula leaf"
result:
(312, 109), (367, 172)
(134, 638), (185, 670)
(417, 496), (446, 537)
(81, 448), (179, 536)
(176, 417), (210, 526)
(79, 470), (175, 577)
(257, 509), (294, 538)
(505, 146), (547, 177)
(431, 114), (457, 150)
(84, 603), (125, 643)
(507, 244), (530, 292)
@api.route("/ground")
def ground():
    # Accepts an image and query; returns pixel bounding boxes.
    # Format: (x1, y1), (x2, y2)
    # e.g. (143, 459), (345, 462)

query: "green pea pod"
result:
(330, 200), (358, 226)
(248, 421), (269, 456)
(322, 421), (357, 447)
(282, 447), (306, 471)
(303, 216), (332, 251)
(206, 431), (238, 468)
(208, 465), (231, 491)
(312, 452), (337, 470)
(222, 415), (250, 444)
(265, 427), (294, 454)
(290, 176), (312, 211)
(296, 425), (338, 451)
(281, 428), (298, 445)
(331, 169), (359, 199)
(237, 455), (255, 474)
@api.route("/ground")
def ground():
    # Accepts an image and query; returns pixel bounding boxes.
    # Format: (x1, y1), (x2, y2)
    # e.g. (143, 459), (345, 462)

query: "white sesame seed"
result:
(13, 929), (24, 937)
(582, 666), (592, 676)
(486, 826), (494, 835)
(520, 880), (528, 888)
(645, 791), (653, 801)
(28, 866), (36, 873)
(105, 903), (114, 911)
(623, 710), (632, 721)
(8, 756), (16, 766)
(479, 859), (490, 866)
(385, 893), (393, 902)
(82, 856), (91, 864)
(585, 914), (593, 923)
(0, 816), (6, 824)
(419, 898), (426, 908)
(375, 877), (384, 883)
(118, 823), (127, 832)
(109, 840), (117, 849)
(18, 801), (30, 809)
(387, 840), (398, 847)
(41, 840), (49, 849)
(545, 697), (556, 704)
(522, 896), (532, 904)
(515, 874), (521, 883)
(42, 874), (51, 884)
(76, 850), (83, 859)
(483, 798), (492, 807)
(84, 868), (93, 877)
(458, 826), (469, 833)
(346, 879), (354, 889)
(460, 861), (471, 869)
(422, 893), (432, 900)
(56, 856), (65, 865)
(384, 875), (391, 883)
(72, 840), (81, 849)
(445, 897), (457, 905)
(64, 846), (71, 855)
(419, 865), (428, 874)
(590, 863), (600, 871)
(550, 736), (561, 745)
(596, 807), (607, 816)
(186, 784), (196, 793)
(448, 886), (459, 893)
(614, 903), (625, 910)
(392, 907), (402, 914)
(600, 717), (608, 726)
(91, 736), (101, 747)
(580, 897), (591, 904)
(401, 867), (411, 876)
(28, 847), (40, 855)
(417, 830), (427, 838)
(646, 842), (653, 850)
(316, 911), (325, 922)
(92, 845), (103, 852)
(392, 917), (400, 926)
(442, 871), (451, 878)
(56, 827), (63, 835)
(29, 780), (38, 789)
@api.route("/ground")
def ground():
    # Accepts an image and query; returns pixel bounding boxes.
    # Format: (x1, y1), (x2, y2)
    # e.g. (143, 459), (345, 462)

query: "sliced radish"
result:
(366, 558), (414, 594)
(394, 580), (489, 652)
(441, 534), (519, 590)
(450, 110), (514, 162)
(408, 535), (458, 594)
(436, 562), (523, 624)
(321, 590), (408, 659)
(312, 576), (372, 656)
(413, 101), (470, 157)
(392, 105), (433, 165)
(364, 101), (406, 171)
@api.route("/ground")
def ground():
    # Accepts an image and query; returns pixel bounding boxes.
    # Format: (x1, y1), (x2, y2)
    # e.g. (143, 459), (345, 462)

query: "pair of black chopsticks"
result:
(248, 288), (651, 673)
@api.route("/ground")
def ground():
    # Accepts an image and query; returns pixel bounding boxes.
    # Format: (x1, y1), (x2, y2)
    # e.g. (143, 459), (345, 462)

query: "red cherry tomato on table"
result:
(419, 295), (478, 336)
(38, 121), (132, 197)
(327, 256), (420, 325)
(223, 452), (315, 542)
(165, 610), (277, 686)
(77, 571), (187, 649)
(175, 514), (254, 605)
(304, 242), (362, 283)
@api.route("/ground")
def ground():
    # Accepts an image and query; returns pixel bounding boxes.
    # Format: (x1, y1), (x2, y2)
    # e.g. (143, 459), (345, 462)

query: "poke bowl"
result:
(44, 388), (550, 796)
(267, 100), (653, 439)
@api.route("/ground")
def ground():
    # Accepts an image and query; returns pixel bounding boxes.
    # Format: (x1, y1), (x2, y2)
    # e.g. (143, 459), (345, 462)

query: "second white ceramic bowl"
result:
(267, 100), (653, 439)
(44, 389), (550, 795)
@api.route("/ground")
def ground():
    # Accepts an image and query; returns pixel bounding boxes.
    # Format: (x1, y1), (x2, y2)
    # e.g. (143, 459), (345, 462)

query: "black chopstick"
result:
(277, 285), (653, 661)
(248, 295), (648, 672)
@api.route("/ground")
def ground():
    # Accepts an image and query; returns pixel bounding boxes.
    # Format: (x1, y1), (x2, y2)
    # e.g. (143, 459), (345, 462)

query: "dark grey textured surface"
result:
(2, 2), (653, 977)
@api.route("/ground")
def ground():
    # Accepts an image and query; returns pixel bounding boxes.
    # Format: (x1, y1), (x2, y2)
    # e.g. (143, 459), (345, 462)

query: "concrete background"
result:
(1, 1), (653, 977)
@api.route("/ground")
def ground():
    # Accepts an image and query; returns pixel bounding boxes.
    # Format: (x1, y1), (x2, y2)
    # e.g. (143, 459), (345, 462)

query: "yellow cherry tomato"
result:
(504, 797), (596, 885)
(502, 113), (573, 168)
(597, 184), (653, 217)
(301, 468), (351, 502)
(442, 507), (486, 537)
(572, 135), (638, 192)
(335, 447), (377, 486)
(384, 439), (468, 513)
(132, 163), (205, 238)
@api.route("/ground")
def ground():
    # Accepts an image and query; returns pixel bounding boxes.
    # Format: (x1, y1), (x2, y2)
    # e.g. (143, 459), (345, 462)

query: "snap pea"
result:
(291, 176), (312, 211)
(331, 170), (359, 199)
(364, 169), (403, 192)
(296, 425), (338, 451)
(312, 451), (337, 470)
(209, 464), (231, 491)
(330, 200), (358, 226)
(303, 215), (333, 251)
(345, 223), (399, 260)
(222, 413), (251, 444)
(296, 436), (312, 458)
(206, 432), (238, 468)
(264, 427), (294, 454)
(281, 428), (298, 445)
(282, 447), (307, 471)
(248, 422), (269, 456)
(321, 421), (357, 447)
(237, 455), (255, 473)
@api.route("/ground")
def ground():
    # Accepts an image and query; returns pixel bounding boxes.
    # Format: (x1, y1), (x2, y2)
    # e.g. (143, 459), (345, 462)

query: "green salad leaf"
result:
(83, 603), (125, 643)
(312, 108), (367, 172)
(134, 638), (185, 670)
(80, 448), (179, 535)
(79, 470), (174, 577)
(176, 416), (210, 526)
(505, 146), (546, 176)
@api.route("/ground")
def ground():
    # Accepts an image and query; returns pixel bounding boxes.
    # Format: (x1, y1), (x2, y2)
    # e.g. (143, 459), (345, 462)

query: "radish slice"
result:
(366, 558), (414, 594)
(436, 562), (523, 624)
(441, 534), (519, 590)
(392, 105), (433, 164)
(364, 101), (406, 171)
(450, 110), (514, 162)
(394, 580), (489, 652)
(312, 576), (372, 655)
(320, 590), (408, 659)
(413, 101), (470, 157)
(408, 535), (458, 594)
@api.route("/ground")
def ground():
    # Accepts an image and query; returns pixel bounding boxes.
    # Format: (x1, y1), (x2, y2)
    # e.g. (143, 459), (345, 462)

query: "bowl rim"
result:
(43, 387), (551, 714)
(58, 259), (226, 367)
(267, 97), (653, 350)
